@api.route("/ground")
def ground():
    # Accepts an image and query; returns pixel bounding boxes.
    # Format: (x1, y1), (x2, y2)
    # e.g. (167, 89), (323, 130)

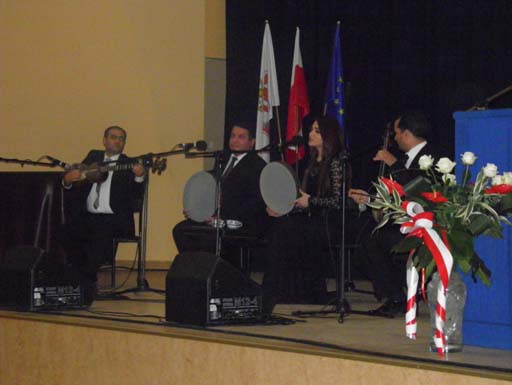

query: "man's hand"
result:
(132, 163), (145, 177)
(373, 149), (397, 166)
(62, 169), (82, 187)
(266, 206), (282, 218)
(348, 188), (370, 205)
(294, 189), (310, 208)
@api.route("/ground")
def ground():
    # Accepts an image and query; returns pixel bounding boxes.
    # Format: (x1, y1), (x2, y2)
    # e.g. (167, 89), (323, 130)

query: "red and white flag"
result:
(256, 22), (280, 163)
(285, 27), (310, 165)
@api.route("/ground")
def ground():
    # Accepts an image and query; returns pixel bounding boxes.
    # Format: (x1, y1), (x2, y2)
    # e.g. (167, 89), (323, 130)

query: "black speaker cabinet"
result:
(0, 245), (84, 310)
(166, 252), (264, 326)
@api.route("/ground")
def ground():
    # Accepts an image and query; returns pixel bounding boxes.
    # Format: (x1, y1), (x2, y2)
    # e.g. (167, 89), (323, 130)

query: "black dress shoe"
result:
(368, 299), (406, 318)
(82, 281), (97, 307)
(262, 296), (276, 315)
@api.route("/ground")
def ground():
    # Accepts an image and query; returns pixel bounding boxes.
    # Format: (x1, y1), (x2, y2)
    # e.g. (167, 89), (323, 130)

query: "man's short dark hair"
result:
(397, 111), (431, 140)
(104, 125), (127, 139)
(232, 122), (255, 139)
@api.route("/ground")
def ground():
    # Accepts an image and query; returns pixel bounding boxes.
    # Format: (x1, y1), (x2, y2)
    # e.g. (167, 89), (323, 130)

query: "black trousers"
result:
(261, 212), (339, 311)
(358, 223), (407, 302)
(172, 219), (265, 268)
(60, 213), (133, 284)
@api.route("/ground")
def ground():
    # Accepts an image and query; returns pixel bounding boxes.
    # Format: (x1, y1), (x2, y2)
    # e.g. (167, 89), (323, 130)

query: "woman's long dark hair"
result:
(302, 116), (346, 197)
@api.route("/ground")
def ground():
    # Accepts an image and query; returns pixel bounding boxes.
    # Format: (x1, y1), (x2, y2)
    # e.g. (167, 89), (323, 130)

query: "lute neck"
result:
(99, 160), (138, 173)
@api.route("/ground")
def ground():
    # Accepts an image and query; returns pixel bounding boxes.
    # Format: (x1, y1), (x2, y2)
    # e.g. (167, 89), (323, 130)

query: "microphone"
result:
(45, 155), (70, 169)
(177, 140), (208, 151)
(195, 140), (208, 151)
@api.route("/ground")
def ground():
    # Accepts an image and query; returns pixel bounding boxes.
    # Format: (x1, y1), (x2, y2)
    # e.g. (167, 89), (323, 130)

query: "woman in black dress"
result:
(263, 116), (348, 312)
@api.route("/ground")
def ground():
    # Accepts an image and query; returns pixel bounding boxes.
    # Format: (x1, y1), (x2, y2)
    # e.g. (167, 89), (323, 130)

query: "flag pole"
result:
(256, 20), (280, 163)
(274, 105), (284, 160)
(323, 20), (341, 117)
(294, 106), (299, 174)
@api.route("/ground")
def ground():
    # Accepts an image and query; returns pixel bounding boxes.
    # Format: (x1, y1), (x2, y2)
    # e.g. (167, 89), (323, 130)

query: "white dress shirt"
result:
(405, 141), (427, 169)
(86, 154), (120, 214)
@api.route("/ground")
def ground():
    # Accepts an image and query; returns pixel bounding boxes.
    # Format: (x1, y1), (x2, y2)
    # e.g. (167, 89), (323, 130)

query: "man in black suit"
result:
(349, 111), (441, 316)
(62, 126), (145, 299)
(172, 122), (267, 262)
(372, 111), (436, 185)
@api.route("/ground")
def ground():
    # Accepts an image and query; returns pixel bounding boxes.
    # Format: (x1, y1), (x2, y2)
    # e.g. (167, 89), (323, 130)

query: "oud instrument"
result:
(71, 157), (167, 184)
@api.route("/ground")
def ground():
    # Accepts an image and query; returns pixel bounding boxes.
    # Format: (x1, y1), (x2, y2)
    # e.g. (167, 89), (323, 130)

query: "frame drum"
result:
(259, 162), (300, 215)
(183, 171), (217, 222)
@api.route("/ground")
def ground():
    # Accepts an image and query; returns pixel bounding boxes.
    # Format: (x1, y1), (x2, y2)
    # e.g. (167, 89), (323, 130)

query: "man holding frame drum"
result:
(172, 121), (268, 264)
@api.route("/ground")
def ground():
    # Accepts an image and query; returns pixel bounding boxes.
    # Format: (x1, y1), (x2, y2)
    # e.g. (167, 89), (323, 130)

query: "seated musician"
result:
(61, 126), (145, 303)
(262, 116), (351, 313)
(349, 111), (442, 316)
(172, 121), (268, 263)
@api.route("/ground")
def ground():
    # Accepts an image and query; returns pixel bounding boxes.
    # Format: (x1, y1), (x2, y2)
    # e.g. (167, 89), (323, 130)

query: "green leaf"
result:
(391, 236), (422, 253)
(446, 230), (474, 260)
(416, 245), (433, 268)
(403, 176), (432, 197)
(468, 214), (494, 236)
(481, 226), (504, 239)
(375, 183), (390, 201)
(475, 268), (491, 286)
(470, 253), (492, 286)
(478, 201), (501, 222)
(424, 259), (436, 280)
(457, 258), (471, 274)
(372, 215), (390, 232)
(499, 193), (512, 214)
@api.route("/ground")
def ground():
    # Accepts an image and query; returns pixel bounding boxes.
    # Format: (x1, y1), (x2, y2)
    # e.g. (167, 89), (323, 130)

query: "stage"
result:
(0, 268), (510, 385)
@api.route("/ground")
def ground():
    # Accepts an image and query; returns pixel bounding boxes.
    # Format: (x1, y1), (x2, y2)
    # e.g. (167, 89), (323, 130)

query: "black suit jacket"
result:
(67, 150), (143, 235)
(219, 151), (267, 233)
(388, 142), (441, 186)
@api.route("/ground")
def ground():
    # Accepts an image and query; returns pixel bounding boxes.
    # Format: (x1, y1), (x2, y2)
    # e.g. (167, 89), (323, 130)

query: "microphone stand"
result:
(467, 83), (512, 111)
(0, 156), (61, 168)
(185, 150), (229, 257)
(115, 149), (192, 295)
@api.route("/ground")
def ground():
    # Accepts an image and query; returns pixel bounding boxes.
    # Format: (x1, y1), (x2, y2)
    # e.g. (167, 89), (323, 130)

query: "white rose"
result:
(492, 175), (503, 186)
(418, 154), (434, 170)
(461, 151), (477, 166)
(483, 163), (498, 178)
(503, 172), (512, 185)
(442, 173), (456, 185)
(435, 158), (456, 174)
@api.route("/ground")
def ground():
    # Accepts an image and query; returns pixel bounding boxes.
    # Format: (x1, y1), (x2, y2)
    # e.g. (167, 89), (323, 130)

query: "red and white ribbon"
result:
(400, 201), (454, 357)
(405, 250), (419, 339)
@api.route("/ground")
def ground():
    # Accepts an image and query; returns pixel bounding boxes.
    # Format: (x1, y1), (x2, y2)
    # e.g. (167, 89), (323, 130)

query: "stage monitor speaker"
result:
(0, 245), (84, 310)
(165, 252), (264, 326)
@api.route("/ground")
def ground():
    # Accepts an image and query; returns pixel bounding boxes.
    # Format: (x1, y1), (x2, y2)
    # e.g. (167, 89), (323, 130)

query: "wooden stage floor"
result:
(1, 268), (511, 384)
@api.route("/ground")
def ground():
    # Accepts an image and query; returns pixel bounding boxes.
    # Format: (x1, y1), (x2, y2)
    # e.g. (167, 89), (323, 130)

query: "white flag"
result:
(255, 22), (280, 163)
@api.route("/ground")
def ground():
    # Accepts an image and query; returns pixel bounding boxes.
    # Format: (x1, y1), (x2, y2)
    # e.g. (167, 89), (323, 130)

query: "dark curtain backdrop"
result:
(225, 0), (512, 188)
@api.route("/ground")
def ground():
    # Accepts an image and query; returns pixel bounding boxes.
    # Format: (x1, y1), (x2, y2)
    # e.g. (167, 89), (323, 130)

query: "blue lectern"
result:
(454, 109), (512, 350)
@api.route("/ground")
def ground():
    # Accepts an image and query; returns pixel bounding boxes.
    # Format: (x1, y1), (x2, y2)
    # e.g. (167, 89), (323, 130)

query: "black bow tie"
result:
(399, 153), (409, 165)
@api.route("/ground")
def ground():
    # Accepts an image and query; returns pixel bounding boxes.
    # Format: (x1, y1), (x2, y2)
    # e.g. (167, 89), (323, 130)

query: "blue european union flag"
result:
(324, 22), (348, 147)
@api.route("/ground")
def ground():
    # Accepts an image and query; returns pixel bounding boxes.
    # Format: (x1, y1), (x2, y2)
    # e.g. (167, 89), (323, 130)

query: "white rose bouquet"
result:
(368, 151), (512, 285)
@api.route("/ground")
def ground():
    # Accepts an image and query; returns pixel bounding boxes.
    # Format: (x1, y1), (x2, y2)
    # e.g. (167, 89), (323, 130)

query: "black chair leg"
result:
(111, 240), (118, 289)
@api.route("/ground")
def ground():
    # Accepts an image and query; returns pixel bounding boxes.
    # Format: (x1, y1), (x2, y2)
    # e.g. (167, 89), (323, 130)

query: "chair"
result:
(109, 192), (145, 289)
(221, 231), (268, 275)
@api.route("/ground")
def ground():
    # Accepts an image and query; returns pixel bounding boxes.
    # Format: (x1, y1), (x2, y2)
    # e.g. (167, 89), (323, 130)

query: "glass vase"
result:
(427, 271), (467, 353)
